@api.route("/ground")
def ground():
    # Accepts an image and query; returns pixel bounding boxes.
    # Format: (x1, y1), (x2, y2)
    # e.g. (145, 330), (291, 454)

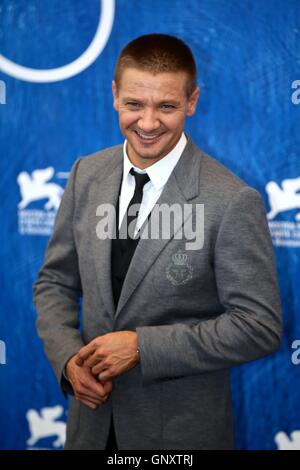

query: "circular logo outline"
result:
(0, 0), (115, 83)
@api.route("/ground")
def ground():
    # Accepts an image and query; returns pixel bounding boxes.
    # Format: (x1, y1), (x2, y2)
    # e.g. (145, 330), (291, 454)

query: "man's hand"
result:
(66, 354), (113, 409)
(75, 331), (140, 382)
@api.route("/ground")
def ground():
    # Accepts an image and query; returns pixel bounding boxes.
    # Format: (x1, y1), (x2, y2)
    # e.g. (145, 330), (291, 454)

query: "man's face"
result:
(112, 68), (199, 168)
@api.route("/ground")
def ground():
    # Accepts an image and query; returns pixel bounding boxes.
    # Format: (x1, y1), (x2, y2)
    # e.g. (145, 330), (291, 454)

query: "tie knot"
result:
(130, 168), (150, 190)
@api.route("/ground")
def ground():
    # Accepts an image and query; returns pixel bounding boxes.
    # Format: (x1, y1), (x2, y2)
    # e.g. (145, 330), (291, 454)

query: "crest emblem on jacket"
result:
(166, 250), (193, 286)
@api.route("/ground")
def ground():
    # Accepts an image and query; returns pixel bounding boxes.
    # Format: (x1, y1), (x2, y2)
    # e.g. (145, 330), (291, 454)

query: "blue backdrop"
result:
(0, 0), (299, 450)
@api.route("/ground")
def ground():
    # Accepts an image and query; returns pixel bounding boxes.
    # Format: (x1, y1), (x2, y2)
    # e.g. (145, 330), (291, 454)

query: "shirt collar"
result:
(122, 132), (187, 191)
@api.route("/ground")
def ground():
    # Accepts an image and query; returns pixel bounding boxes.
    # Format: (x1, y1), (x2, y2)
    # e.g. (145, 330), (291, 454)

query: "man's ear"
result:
(186, 86), (200, 116)
(112, 80), (119, 111)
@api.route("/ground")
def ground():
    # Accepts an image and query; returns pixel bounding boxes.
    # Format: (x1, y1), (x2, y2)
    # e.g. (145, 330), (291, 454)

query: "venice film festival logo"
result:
(265, 176), (300, 247)
(17, 167), (68, 236)
(0, 0), (115, 83)
(26, 405), (66, 449)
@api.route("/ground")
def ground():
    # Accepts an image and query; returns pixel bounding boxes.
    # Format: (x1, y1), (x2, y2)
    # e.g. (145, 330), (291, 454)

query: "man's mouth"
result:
(133, 130), (165, 143)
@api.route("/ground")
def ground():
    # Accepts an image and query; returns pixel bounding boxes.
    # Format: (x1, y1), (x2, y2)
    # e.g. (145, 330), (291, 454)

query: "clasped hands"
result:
(66, 331), (139, 410)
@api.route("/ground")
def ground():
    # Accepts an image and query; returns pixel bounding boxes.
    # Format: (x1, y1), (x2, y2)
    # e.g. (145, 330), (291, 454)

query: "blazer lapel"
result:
(89, 147), (123, 317)
(114, 137), (202, 320)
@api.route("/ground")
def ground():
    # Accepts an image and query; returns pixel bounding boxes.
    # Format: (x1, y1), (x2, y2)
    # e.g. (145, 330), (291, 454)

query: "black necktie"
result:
(110, 168), (150, 308)
(118, 168), (150, 249)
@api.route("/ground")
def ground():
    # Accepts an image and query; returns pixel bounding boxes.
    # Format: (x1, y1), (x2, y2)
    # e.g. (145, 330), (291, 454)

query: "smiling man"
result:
(33, 34), (282, 450)
(112, 67), (198, 167)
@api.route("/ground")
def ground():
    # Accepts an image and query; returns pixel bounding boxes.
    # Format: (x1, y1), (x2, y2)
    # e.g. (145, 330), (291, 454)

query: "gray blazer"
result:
(33, 136), (282, 450)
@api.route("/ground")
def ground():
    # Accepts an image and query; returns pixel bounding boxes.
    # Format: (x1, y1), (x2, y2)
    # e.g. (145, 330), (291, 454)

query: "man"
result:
(33, 34), (282, 450)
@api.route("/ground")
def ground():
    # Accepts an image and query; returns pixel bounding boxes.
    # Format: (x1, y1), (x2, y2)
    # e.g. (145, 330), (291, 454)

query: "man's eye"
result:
(126, 102), (141, 108)
(161, 104), (175, 110)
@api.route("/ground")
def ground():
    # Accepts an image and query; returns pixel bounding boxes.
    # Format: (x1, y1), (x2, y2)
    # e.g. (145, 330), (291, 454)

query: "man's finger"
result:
(91, 363), (107, 375)
(84, 354), (106, 369)
(76, 392), (107, 406)
(76, 397), (98, 410)
(76, 343), (98, 365)
(99, 379), (114, 394)
(97, 368), (114, 382)
(84, 373), (110, 398)
(76, 384), (106, 402)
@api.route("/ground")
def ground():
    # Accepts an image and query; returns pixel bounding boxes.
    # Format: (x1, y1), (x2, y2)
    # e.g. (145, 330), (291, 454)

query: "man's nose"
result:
(137, 108), (160, 133)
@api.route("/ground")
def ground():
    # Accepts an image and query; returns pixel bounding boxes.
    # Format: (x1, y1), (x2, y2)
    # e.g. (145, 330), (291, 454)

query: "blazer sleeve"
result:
(33, 157), (84, 396)
(136, 187), (282, 384)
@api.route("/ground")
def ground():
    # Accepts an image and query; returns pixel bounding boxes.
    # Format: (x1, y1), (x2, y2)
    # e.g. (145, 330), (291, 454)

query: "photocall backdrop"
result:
(0, 0), (299, 450)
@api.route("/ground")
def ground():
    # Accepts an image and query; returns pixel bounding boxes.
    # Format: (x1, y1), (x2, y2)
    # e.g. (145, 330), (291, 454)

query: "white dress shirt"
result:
(118, 132), (187, 236)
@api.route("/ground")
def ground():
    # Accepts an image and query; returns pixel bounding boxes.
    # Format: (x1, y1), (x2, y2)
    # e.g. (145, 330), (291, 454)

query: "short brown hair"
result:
(114, 34), (197, 97)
